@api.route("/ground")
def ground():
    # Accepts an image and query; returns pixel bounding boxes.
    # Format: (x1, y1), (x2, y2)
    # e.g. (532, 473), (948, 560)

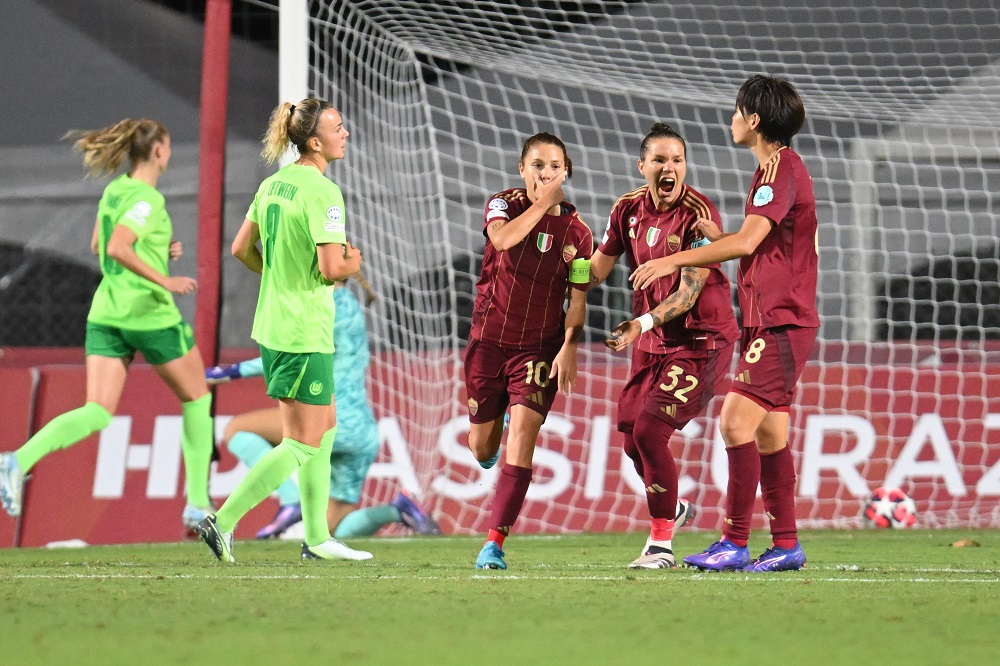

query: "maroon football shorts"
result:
(729, 325), (817, 411)
(464, 338), (562, 424)
(617, 341), (736, 433)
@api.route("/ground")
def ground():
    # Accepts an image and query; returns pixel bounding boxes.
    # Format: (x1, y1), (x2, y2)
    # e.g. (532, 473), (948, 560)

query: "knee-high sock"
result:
(721, 441), (761, 547)
(760, 446), (798, 548)
(227, 431), (300, 506)
(15, 402), (112, 473)
(632, 411), (678, 523)
(181, 394), (213, 508)
(622, 432), (644, 479)
(300, 427), (335, 547)
(488, 464), (532, 545)
(334, 505), (401, 538)
(214, 438), (315, 533)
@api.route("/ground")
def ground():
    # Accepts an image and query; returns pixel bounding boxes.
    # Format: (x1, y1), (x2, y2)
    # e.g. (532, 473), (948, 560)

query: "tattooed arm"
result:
(604, 266), (709, 352)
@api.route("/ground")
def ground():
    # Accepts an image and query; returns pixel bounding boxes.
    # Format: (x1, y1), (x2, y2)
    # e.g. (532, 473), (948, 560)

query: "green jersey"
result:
(247, 163), (348, 353)
(87, 174), (182, 330)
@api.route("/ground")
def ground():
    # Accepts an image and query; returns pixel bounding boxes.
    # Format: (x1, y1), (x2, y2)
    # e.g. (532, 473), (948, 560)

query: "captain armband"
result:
(569, 258), (591, 284)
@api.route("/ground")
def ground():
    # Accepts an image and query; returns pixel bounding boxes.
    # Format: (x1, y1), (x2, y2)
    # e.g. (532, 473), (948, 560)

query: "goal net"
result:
(301, 0), (1000, 532)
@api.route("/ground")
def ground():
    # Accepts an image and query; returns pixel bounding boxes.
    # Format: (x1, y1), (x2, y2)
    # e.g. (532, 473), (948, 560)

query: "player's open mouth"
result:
(658, 177), (676, 196)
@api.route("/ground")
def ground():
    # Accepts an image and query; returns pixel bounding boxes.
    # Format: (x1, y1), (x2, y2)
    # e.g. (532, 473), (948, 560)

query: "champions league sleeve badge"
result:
(753, 185), (774, 207)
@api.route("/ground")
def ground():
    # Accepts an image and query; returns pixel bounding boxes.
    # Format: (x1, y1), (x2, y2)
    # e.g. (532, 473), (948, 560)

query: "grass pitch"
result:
(2, 529), (999, 665)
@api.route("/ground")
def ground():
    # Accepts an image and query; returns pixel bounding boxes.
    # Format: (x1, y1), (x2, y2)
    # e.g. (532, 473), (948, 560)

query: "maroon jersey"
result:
(599, 184), (738, 353)
(469, 188), (593, 349)
(738, 147), (820, 328)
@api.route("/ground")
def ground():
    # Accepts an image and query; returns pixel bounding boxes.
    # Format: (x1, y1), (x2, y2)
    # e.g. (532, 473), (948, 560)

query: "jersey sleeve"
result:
(597, 201), (626, 257)
(245, 183), (264, 224)
(117, 192), (163, 238)
(686, 197), (722, 251)
(749, 159), (795, 226)
(482, 192), (512, 236)
(309, 181), (347, 245)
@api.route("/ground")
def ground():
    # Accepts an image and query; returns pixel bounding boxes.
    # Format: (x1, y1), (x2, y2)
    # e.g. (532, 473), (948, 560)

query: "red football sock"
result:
(488, 464), (532, 542)
(487, 529), (507, 548)
(721, 441), (760, 547)
(761, 446), (798, 549)
(650, 517), (674, 543)
(632, 411), (678, 520)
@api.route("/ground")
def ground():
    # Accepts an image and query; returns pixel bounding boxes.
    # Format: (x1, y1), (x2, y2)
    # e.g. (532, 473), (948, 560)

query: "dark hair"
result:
(261, 98), (335, 164)
(735, 74), (805, 147)
(519, 132), (573, 178)
(639, 123), (687, 160)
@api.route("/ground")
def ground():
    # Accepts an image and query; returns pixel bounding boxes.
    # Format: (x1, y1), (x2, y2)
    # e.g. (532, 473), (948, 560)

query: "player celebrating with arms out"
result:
(631, 75), (819, 572)
(590, 123), (738, 569)
(466, 133), (593, 570)
(197, 98), (367, 563)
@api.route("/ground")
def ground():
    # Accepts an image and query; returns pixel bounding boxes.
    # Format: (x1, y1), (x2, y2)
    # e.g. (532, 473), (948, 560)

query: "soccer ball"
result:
(863, 487), (917, 528)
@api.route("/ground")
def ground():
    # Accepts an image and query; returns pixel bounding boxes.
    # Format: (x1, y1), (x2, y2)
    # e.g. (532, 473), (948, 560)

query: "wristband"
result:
(637, 313), (655, 333)
(569, 258), (591, 284)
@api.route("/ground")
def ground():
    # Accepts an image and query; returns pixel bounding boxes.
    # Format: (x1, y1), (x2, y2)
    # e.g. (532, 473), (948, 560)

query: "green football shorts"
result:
(259, 344), (334, 406)
(85, 320), (195, 365)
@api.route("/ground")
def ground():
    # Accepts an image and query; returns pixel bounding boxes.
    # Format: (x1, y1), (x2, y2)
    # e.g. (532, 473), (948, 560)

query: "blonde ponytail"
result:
(260, 98), (333, 164)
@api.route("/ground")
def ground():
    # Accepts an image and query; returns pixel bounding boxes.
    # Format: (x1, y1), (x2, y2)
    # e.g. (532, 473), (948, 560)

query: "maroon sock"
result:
(632, 411), (678, 520)
(760, 446), (798, 548)
(489, 464), (532, 537)
(721, 441), (761, 547)
(622, 432), (644, 479)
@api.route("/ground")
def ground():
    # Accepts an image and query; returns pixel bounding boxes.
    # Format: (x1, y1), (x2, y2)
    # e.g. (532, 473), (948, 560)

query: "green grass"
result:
(2, 530), (999, 665)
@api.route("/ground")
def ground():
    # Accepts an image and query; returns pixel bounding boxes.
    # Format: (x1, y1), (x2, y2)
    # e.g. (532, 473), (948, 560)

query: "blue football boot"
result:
(475, 541), (507, 570)
(682, 539), (750, 572)
(741, 542), (807, 572)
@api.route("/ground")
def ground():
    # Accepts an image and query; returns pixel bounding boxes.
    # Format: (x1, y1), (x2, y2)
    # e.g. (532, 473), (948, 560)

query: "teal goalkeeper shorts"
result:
(329, 422), (380, 504)
(85, 320), (195, 365)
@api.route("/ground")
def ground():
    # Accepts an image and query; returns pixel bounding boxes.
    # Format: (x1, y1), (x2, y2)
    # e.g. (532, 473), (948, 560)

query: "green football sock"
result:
(300, 426), (335, 547)
(15, 402), (112, 473)
(334, 505), (401, 538)
(181, 394), (213, 508)
(227, 431), (300, 506)
(214, 438), (315, 533)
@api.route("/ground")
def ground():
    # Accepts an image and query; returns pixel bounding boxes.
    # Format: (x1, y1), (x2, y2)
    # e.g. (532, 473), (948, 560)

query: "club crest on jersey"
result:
(645, 228), (661, 247)
(562, 245), (578, 263)
(468, 398), (479, 416)
(667, 233), (681, 252)
(537, 233), (553, 252)
(753, 185), (774, 207)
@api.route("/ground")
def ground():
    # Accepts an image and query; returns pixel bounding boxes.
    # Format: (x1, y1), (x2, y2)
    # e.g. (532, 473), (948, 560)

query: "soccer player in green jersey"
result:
(196, 98), (366, 563)
(0, 118), (216, 531)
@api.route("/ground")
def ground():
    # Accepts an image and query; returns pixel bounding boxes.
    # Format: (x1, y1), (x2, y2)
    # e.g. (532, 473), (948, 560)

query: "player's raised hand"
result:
(169, 240), (183, 261)
(630, 257), (677, 290)
(163, 275), (197, 294)
(533, 171), (566, 210)
(694, 217), (722, 242)
(605, 319), (641, 352)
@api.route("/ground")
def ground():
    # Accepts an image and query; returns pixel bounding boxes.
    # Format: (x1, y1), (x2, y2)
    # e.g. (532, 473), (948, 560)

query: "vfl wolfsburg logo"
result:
(308, 380), (324, 396)
(537, 233), (553, 252)
(646, 228), (661, 246)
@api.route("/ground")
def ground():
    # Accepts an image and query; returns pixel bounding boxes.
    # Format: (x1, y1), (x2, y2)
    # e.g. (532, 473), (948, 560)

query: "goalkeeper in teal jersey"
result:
(207, 278), (440, 540)
(0, 118), (215, 530)
(197, 98), (368, 563)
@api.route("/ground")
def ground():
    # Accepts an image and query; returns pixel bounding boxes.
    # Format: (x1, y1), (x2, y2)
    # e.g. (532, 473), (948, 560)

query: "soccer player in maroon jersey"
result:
(632, 75), (819, 572)
(465, 132), (593, 570)
(589, 123), (738, 569)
